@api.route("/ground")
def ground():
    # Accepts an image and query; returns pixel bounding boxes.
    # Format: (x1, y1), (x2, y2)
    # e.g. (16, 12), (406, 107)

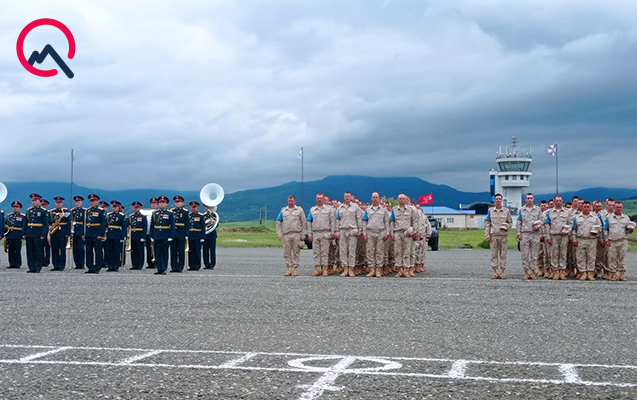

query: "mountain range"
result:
(2, 177), (636, 222)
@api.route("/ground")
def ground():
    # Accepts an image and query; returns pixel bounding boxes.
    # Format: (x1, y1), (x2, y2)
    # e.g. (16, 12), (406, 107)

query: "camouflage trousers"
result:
(489, 235), (508, 268)
(519, 234), (540, 271)
(575, 238), (597, 272)
(608, 239), (628, 273)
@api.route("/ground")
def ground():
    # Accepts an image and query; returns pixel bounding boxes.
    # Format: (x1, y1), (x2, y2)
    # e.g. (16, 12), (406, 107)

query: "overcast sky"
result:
(1, 0), (636, 195)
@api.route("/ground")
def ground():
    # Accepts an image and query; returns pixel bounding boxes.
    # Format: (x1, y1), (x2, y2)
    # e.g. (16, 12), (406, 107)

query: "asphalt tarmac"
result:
(1, 247), (636, 399)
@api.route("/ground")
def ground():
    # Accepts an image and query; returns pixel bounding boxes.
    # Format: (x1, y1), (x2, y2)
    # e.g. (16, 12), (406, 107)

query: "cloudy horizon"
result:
(2, 0), (636, 195)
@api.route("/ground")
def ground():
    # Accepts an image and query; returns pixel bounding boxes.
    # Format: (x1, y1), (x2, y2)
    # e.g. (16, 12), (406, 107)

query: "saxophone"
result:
(103, 212), (114, 242)
(47, 209), (65, 246)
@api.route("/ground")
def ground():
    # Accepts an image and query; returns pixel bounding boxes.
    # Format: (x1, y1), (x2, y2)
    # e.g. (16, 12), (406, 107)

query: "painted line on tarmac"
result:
(2, 344), (637, 399)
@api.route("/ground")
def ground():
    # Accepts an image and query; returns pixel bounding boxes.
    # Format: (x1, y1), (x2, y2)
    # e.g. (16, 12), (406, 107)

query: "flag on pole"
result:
(419, 193), (434, 205)
(546, 144), (557, 156)
(298, 148), (303, 160)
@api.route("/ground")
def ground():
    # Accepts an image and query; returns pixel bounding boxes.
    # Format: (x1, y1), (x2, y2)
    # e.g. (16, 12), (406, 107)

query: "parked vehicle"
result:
(428, 216), (439, 251)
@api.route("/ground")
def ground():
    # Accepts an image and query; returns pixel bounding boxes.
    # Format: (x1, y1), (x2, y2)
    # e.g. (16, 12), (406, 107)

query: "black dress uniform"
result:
(104, 201), (127, 271)
(128, 202), (147, 270)
(71, 196), (86, 269)
(5, 202), (26, 268)
(150, 196), (175, 275)
(145, 197), (158, 269)
(203, 209), (218, 269)
(170, 196), (188, 272)
(41, 199), (51, 267)
(25, 194), (49, 273)
(100, 201), (109, 269)
(187, 202), (206, 270)
(49, 197), (71, 271)
(84, 194), (107, 273)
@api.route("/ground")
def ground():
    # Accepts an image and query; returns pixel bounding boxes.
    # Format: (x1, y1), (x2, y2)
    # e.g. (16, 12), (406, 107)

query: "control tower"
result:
(489, 137), (532, 213)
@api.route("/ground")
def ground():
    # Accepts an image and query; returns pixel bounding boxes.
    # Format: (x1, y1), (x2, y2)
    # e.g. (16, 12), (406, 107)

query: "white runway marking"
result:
(1, 344), (636, 399)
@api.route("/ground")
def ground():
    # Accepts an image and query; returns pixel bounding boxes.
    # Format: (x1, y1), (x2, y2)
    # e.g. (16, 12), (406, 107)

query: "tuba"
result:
(200, 183), (223, 235)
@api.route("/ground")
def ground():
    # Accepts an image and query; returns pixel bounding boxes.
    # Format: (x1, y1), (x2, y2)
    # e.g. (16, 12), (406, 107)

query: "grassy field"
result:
(217, 220), (637, 251)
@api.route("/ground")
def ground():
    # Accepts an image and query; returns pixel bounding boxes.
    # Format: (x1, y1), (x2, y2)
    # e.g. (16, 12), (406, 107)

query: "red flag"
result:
(419, 193), (433, 205)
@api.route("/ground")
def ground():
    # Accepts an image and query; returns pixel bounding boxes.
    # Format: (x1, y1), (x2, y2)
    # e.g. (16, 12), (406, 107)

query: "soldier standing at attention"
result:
(537, 200), (549, 277)
(150, 196), (175, 275)
(604, 201), (634, 281)
(362, 192), (390, 278)
(485, 193), (512, 279)
(545, 195), (572, 281)
(517, 193), (543, 280)
(276, 195), (306, 276)
(49, 197), (71, 271)
(83, 194), (106, 274)
(571, 201), (601, 281)
(5, 201), (26, 268)
(202, 204), (218, 270)
(71, 196), (86, 269)
(146, 197), (159, 269)
(307, 193), (336, 277)
(336, 192), (363, 277)
(99, 201), (109, 269)
(40, 198), (51, 268)
(170, 195), (188, 273)
(187, 201), (206, 271)
(128, 201), (147, 270)
(390, 194), (418, 278)
(25, 193), (49, 273)
(104, 200), (127, 271)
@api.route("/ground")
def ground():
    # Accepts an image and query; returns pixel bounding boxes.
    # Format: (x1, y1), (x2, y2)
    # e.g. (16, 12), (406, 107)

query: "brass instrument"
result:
(200, 183), (223, 235)
(185, 237), (190, 253)
(125, 216), (132, 252)
(47, 210), (68, 246)
(65, 236), (72, 249)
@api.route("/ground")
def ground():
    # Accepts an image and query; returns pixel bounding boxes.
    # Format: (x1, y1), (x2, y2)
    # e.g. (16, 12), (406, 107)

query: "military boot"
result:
(312, 266), (321, 276)
(559, 270), (567, 280)
(523, 270), (530, 280)
(322, 265), (329, 276)
(490, 267), (499, 279)
(340, 266), (349, 277)
(348, 267), (356, 277)
(587, 271), (595, 281)
(537, 268), (544, 277)
(396, 268), (405, 278)
(408, 267), (415, 277)
(293, 266), (299, 276)
(284, 266), (292, 276)
(530, 270), (537, 280)
(579, 271), (587, 281)
(553, 269), (560, 280)
(610, 272), (617, 281)
(375, 267), (382, 278)
(366, 268), (375, 277)
(499, 267), (507, 279)
(619, 271), (627, 281)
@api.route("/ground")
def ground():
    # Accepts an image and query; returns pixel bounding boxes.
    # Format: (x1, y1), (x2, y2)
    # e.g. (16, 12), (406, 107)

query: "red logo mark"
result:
(17, 18), (75, 78)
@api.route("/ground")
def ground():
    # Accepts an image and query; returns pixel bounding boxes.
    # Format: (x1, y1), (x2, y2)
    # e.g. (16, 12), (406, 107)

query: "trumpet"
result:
(185, 238), (190, 253)
(125, 225), (132, 252)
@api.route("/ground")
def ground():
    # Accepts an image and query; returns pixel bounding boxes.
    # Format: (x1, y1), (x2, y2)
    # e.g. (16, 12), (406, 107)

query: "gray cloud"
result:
(1, 0), (636, 197)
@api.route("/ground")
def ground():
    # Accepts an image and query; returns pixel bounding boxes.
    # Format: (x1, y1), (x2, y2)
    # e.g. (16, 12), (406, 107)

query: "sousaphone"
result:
(200, 183), (224, 234)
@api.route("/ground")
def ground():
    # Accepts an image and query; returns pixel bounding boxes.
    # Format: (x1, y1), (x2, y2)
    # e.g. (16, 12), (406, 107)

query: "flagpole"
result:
(301, 147), (304, 211)
(70, 149), (74, 201)
(555, 144), (559, 195)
